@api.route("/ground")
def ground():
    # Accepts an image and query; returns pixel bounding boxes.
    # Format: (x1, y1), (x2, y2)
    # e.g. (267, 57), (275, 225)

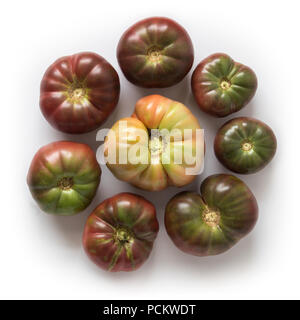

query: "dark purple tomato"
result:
(82, 193), (159, 272)
(27, 141), (101, 215)
(165, 174), (258, 256)
(117, 17), (194, 88)
(192, 53), (257, 117)
(40, 52), (120, 134)
(214, 117), (277, 174)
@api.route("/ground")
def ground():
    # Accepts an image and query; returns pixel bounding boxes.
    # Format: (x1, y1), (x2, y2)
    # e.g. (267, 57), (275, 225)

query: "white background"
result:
(1, 0), (299, 300)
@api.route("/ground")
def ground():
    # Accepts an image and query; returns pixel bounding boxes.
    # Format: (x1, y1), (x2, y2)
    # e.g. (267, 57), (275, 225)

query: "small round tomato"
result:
(27, 141), (101, 215)
(82, 193), (159, 272)
(191, 53), (257, 117)
(40, 52), (120, 134)
(214, 117), (277, 174)
(104, 95), (204, 191)
(165, 174), (258, 256)
(117, 17), (194, 88)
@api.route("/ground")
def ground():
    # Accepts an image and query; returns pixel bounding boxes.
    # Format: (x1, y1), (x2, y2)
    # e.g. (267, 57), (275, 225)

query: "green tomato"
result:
(27, 141), (101, 215)
(192, 53), (257, 117)
(214, 117), (277, 174)
(165, 174), (258, 256)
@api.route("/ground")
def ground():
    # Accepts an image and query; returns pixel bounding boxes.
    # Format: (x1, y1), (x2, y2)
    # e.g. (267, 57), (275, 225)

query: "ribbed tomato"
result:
(165, 174), (258, 256)
(40, 52), (120, 134)
(27, 141), (101, 215)
(117, 17), (194, 88)
(82, 193), (159, 272)
(104, 95), (204, 191)
(192, 53), (257, 117)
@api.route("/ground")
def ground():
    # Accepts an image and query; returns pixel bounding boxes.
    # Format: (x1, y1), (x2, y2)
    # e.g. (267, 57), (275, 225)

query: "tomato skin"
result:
(191, 53), (257, 117)
(40, 52), (120, 134)
(214, 117), (277, 174)
(82, 193), (159, 272)
(165, 174), (258, 256)
(27, 141), (101, 215)
(117, 17), (194, 88)
(104, 95), (204, 191)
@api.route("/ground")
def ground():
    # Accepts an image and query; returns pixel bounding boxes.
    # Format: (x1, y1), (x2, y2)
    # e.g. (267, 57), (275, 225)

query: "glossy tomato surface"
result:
(40, 52), (120, 134)
(192, 53), (257, 117)
(117, 17), (194, 88)
(214, 117), (277, 174)
(82, 193), (159, 272)
(165, 174), (258, 256)
(27, 141), (101, 215)
(104, 95), (204, 191)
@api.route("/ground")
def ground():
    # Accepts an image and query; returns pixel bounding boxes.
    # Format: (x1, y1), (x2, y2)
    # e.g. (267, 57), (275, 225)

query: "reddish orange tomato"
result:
(104, 95), (205, 191)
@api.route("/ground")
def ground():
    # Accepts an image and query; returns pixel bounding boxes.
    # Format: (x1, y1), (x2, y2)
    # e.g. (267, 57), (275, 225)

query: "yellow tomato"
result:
(104, 95), (204, 191)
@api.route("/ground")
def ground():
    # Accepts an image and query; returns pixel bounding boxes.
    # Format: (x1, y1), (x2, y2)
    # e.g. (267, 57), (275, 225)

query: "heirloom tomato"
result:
(165, 174), (258, 256)
(214, 117), (277, 174)
(82, 193), (159, 272)
(40, 52), (120, 134)
(27, 141), (101, 215)
(117, 17), (194, 88)
(192, 53), (257, 117)
(104, 95), (204, 191)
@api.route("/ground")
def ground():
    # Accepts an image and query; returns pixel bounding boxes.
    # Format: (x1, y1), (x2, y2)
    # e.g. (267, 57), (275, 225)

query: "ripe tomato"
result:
(192, 53), (257, 117)
(214, 117), (277, 174)
(82, 193), (159, 272)
(117, 17), (194, 88)
(165, 174), (258, 256)
(27, 141), (101, 215)
(104, 95), (204, 191)
(40, 52), (120, 134)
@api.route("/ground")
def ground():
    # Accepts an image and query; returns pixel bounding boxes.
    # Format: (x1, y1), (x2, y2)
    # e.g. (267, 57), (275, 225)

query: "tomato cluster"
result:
(27, 17), (276, 272)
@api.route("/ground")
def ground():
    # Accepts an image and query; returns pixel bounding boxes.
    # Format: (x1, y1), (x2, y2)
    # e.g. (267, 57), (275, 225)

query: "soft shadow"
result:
(27, 180), (103, 249)
(161, 228), (256, 274)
